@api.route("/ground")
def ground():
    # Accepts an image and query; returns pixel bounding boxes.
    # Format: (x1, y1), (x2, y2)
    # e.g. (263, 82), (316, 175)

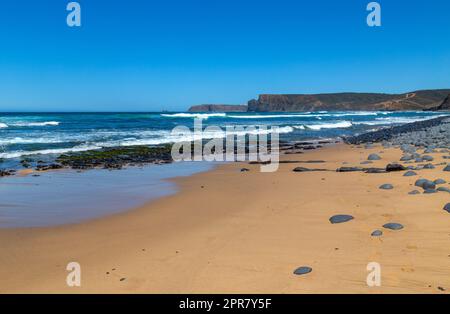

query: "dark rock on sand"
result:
(444, 203), (450, 213)
(400, 155), (414, 161)
(422, 155), (434, 162)
(364, 168), (386, 174)
(293, 167), (327, 172)
(422, 181), (436, 190)
(371, 230), (383, 237)
(368, 154), (381, 161)
(293, 266), (312, 276)
(424, 189), (438, 194)
(386, 164), (406, 172)
(336, 167), (363, 172)
(443, 165), (450, 172)
(408, 190), (421, 195)
(379, 184), (394, 190)
(434, 179), (446, 185)
(240, 168), (250, 172)
(329, 215), (354, 224)
(383, 223), (404, 230)
(404, 171), (417, 177)
(415, 179), (429, 188)
(437, 187), (450, 193)
(423, 164), (435, 169)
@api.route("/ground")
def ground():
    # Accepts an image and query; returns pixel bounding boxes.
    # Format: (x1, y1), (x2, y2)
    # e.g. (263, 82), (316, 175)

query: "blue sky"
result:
(0, 0), (449, 111)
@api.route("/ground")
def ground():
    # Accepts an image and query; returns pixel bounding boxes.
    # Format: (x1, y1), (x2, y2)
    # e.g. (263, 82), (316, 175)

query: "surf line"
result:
(170, 118), (280, 172)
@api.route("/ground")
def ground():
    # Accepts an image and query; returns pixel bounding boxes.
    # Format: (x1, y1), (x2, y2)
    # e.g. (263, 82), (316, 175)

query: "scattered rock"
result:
(364, 168), (386, 174)
(404, 171), (417, 177)
(400, 155), (414, 161)
(434, 179), (446, 185)
(368, 154), (381, 161)
(240, 168), (250, 172)
(422, 181), (436, 190)
(386, 163), (406, 172)
(336, 167), (363, 172)
(444, 203), (450, 213)
(437, 187), (450, 193)
(383, 223), (404, 230)
(329, 215), (354, 224)
(444, 165), (450, 172)
(293, 167), (327, 172)
(293, 266), (313, 276)
(371, 230), (383, 237)
(408, 190), (420, 195)
(415, 179), (429, 188)
(379, 184), (394, 190)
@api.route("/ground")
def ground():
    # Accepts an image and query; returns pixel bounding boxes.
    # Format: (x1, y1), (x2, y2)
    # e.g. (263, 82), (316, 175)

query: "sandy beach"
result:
(1, 143), (449, 294)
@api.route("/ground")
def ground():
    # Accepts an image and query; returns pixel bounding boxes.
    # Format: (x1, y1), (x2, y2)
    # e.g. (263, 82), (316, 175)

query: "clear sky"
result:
(1, 0), (449, 112)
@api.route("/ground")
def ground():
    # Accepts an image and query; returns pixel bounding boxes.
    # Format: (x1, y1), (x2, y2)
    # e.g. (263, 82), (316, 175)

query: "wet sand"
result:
(0, 144), (449, 293)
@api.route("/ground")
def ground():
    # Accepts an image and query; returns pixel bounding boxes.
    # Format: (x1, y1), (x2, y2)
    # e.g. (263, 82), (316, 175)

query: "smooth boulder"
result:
(383, 223), (404, 230)
(379, 184), (394, 190)
(329, 215), (354, 224)
(293, 266), (312, 276)
(368, 154), (381, 161)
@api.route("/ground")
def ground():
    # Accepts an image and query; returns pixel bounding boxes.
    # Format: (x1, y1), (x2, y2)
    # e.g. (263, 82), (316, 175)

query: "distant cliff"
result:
(247, 89), (450, 112)
(188, 104), (247, 112)
(425, 94), (450, 111)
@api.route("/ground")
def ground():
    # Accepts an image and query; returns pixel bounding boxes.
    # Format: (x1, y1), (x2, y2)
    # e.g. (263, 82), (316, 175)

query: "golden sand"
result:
(0, 144), (449, 293)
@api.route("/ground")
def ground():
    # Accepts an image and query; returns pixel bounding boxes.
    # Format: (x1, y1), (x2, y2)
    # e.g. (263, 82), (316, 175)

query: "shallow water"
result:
(0, 162), (214, 228)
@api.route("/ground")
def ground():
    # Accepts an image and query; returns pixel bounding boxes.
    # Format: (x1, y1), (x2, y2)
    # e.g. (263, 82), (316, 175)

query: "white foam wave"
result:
(161, 113), (226, 120)
(0, 137), (66, 145)
(304, 121), (353, 130)
(12, 121), (60, 127)
(0, 126), (294, 159)
(353, 115), (447, 126)
(227, 114), (313, 119)
(0, 123), (8, 128)
(0, 145), (102, 159)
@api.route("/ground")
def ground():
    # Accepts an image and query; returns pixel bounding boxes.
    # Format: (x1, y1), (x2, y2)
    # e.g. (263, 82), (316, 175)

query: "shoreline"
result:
(1, 140), (449, 293)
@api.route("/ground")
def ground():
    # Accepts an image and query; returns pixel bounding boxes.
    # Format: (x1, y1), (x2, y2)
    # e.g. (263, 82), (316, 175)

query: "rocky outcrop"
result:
(247, 89), (450, 112)
(425, 94), (450, 111)
(188, 104), (247, 112)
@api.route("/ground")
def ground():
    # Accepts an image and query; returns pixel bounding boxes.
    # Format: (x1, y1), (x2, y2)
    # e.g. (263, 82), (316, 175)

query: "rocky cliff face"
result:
(247, 90), (450, 112)
(425, 94), (450, 111)
(188, 104), (247, 112)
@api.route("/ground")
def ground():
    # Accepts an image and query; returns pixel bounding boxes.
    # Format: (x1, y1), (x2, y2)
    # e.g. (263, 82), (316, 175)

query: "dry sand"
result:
(0, 144), (449, 293)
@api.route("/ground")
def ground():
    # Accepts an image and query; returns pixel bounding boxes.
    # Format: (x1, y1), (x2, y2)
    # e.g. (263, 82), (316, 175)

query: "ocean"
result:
(0, 111), (447, 165)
